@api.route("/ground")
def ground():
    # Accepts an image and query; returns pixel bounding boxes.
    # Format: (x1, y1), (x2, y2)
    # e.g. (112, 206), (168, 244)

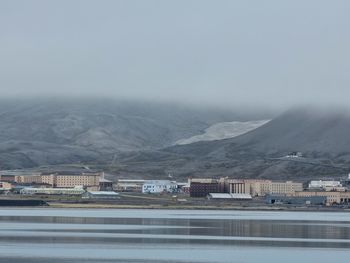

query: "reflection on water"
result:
(0, 209), (349, 263)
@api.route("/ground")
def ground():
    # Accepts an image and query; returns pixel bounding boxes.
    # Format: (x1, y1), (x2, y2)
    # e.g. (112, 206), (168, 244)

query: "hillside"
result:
(0, 98), (266, 169)
(115, 107), (350, 180)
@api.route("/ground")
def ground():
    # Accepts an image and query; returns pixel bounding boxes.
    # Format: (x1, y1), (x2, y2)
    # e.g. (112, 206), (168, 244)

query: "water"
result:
(0, 209), (349, 262)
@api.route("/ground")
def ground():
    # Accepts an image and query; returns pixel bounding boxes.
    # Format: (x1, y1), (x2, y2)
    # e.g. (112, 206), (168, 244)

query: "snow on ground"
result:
(175, 120), (270, 145)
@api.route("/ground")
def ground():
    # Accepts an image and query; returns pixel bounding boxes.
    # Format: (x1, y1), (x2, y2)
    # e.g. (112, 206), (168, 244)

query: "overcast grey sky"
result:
(0, 0), (349, 109)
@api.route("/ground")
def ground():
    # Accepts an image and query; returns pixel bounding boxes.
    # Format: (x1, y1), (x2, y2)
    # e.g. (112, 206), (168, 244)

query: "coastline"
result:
(43, 202), (350, 212)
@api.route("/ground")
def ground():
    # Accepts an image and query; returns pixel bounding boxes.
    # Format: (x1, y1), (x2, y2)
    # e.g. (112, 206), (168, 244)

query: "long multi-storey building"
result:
(14, 175), (42, 184)
(3, 172), (103, 188)
(220, 178), (303, 197)
(294, 190), (350, 205)
(189, 178), (219, 197)
(142, 180), (178, 194)
(41, 172), (102, 188)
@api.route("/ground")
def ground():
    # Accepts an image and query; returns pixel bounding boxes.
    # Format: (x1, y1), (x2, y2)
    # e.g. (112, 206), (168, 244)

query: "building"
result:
(308, 180), (343, 191)
(142, 180), (178, 194)
(294, 190), (350, 205)
(0, 181), (12, 190)
(82, 191), (119, 200)
(20, 186), (85, 195)
(270, 181), (303, 195)
(207, 193), (252, 200)
(177, 182), (190, 194)
(266, 195), (326, 205)
(189, 179), (219, 197)
(99, 178), (113, 191)
(223, 178), (303, 197)
(14, 175), (42, 184)
(0, 171), (104, 189)
(41, 172), (102, 188)
(224, 179), (250, 194)
(0, 174), (15, 183)
(114, 179), (145, 192)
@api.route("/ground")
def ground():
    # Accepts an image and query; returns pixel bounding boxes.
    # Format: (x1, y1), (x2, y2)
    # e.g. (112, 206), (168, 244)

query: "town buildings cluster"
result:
(0, 171), (115, 199)
(187, 176), (350, 205)
(0, 169), (350, 206)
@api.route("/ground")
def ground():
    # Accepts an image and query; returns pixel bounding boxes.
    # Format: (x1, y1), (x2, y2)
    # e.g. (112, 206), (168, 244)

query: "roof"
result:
(87, 191), (119, 196)
(99, 178), (112, 183)
(143, 180), (176, 185)
(208, 193), (252, 199)
(118, 179), (145, 183)
(22, 187), (85, 191)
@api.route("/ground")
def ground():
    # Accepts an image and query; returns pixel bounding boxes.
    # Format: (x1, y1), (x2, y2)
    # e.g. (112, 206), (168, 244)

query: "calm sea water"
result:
(0, 209), (349, 262)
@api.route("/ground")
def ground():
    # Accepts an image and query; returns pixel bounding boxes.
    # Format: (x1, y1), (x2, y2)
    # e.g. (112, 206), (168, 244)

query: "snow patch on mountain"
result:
(175, 120), (270, 145)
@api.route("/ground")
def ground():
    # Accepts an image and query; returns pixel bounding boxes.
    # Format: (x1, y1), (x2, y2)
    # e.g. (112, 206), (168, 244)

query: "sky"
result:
(0, 0), (349, 110)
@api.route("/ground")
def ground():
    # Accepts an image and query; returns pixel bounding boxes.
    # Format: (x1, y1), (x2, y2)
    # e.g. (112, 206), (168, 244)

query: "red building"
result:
(189, 179), (219, 197)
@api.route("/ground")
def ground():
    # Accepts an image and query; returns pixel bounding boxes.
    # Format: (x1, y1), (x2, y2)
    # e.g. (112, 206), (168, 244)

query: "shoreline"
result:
(30, 202), (350, 212)
(1, 195), (349, 212)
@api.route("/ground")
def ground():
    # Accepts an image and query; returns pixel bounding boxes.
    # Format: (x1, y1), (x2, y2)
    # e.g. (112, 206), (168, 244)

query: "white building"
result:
(142, 180), (177, 194)
(308, 180), (342, 189)
(20, 186), (85, 195)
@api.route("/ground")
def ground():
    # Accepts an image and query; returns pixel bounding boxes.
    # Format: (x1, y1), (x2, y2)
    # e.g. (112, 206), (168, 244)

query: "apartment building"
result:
(41, 172), (102, 188)
(223, 178), (303, 197)
(270, 181), (303, 195)
(56, 174), (100, 188)
(189, 178), (219, 197)
(14, 175), (42, 184)
(0, 174), (15, 182)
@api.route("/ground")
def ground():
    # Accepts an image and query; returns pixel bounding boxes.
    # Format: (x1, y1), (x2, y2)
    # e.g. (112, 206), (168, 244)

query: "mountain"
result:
(0, 98), (269, 169)
(115, 107), (350, 180)
(3, 99), (346, 181)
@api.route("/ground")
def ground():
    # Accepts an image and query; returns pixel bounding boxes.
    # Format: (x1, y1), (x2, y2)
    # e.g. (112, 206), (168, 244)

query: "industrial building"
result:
(266, 195), (326, 205)
(20, 186), (85, 195)
(294, 190), (350, 205)
(308, 180), (345, 191)
(142, 180), (178, 194)
(114, 179), (145, 192)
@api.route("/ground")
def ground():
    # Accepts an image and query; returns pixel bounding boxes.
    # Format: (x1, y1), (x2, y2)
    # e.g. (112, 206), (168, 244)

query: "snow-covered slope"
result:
(175, 120), (270, 145)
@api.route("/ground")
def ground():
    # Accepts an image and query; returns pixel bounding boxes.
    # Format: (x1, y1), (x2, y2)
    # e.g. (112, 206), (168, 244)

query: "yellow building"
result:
(41, 172), (102, 188)
(270, 181), (303, 195)
(41, 174), (55, 186)
(294, 191), (350, 205)
(15, 175), (42, 184)
(223, 178), (303, 197)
